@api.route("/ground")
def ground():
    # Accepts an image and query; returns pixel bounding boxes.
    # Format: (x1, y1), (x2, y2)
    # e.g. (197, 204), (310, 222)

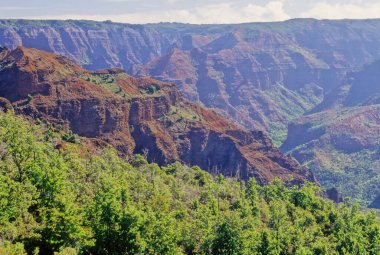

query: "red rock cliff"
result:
(0, 46), (315, 184)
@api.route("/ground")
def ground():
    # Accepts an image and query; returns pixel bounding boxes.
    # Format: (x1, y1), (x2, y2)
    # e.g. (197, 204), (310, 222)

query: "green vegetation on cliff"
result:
(282, 104), (380, 206)
(0, 113), (379, 255)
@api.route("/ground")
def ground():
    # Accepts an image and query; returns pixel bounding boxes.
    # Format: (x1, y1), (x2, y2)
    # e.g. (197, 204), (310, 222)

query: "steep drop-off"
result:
(2, 19), (380, 204)
(282, 61), (380, 204)
(2, 19), (380, 144)
(0, 46), (314, 184)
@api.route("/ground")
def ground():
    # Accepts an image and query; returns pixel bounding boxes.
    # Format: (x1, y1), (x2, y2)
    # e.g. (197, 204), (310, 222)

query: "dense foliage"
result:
(0, 113), (379, 255)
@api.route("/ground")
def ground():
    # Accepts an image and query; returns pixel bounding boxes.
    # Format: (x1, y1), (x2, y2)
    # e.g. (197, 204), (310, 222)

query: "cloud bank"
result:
(2, 0), (380, 24)
(301, 2), (380, 20)
(28, 1), (290, 24)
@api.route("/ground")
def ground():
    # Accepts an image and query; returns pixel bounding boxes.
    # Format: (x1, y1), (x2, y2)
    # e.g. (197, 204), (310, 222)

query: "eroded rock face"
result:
(2, 19), (380, 144)
(281, 59), (380, 203)
(0, 46), (314, 184)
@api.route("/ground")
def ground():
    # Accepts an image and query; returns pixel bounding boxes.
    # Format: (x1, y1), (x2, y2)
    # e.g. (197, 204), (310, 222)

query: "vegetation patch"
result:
(0, 112), (379, 254)
(81, 73), (129, 98)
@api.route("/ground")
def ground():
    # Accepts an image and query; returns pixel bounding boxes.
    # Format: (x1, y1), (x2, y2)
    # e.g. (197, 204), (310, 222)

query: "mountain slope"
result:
(311, 59), (380, 112)
(2, 19), (380, 203)
(282, 61), (380, 204)
(137, 36), (327, 143)
(2, 19), (380, 144)
(0, 46), (313, 184)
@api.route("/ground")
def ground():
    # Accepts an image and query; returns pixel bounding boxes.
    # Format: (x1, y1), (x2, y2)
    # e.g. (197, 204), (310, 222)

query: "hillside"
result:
(2, 19), (380, 144)
(0, 112), (379, 255)
(311, 60), (380, 112)
(282, 61), (380, 206)
(2, 19), (380, 206)
(0, 46), (313, 184)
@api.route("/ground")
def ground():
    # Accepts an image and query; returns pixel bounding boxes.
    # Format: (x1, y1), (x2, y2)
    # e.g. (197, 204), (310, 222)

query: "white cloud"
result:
(243, 2), (290, 22)
(26, 1), (290, 24)
(0, 6), (36, 10)
(300, 2), (380, 19)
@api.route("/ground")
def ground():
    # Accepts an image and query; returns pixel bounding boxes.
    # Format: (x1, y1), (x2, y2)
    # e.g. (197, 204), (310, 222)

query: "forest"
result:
(0, 112), (379, 255)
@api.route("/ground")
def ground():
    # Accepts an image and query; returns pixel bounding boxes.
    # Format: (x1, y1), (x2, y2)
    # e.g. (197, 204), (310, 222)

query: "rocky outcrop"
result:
(0, 46), (314, 184)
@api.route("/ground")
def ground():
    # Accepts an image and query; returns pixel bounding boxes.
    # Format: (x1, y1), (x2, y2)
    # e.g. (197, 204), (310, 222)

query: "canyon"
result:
(2, 19), (380, 144)
(282, 60), (380, 205)
(0, 46), (314, 184)
(1, 19), (380, 204)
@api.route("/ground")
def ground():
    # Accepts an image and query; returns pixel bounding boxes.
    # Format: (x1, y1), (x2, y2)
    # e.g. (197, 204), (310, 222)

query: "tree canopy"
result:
(0, 113), (379, 255)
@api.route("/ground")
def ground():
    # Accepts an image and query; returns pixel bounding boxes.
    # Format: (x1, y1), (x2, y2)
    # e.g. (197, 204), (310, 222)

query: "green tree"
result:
(210, 218), (244, 255)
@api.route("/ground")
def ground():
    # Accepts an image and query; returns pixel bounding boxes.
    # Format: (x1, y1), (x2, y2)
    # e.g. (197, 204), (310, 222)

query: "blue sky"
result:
(0, 0), (379, 23)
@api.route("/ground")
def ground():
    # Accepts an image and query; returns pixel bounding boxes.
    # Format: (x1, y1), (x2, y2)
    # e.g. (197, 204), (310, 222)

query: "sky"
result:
(0, 0), (379, 24)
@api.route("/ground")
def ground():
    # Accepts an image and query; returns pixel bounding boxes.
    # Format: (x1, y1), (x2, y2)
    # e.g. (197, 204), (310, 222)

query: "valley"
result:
(1, 19), (379, 205)
(0, 46), (313, 184)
